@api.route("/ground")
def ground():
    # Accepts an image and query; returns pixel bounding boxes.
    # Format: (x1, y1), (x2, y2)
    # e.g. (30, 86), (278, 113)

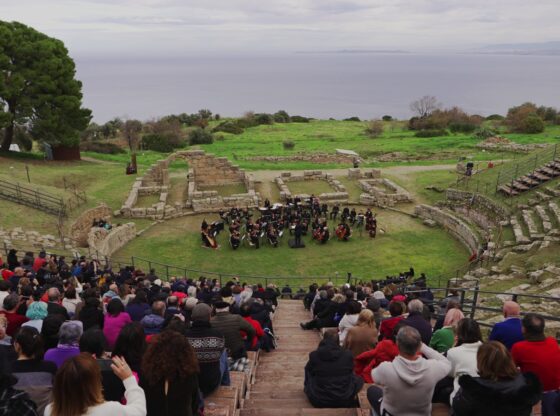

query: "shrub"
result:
(365, 120), (384, 138)
(274, 110), (290, 123)
(253, 113), (274, 125)
(14, 129), (33, 151)
(506, 103), (545, 133)
(283, 140), (295, 150)
(213, 121), (244, 135)
(343, 116), (361, 122)
(449, 123), (477, 133)
(473, 127), (497, 140)
(414, 129), (448, 138)
(214, 114), (221, 120)
(80, 141), (126, 154)
(141, 133), (184, 152)
(197, 109), (213, 119)
(486, 114), (504, 121)
(290, 115), (310, 123)
(188, 128), (214, 145)
(382, 115), (393, 121)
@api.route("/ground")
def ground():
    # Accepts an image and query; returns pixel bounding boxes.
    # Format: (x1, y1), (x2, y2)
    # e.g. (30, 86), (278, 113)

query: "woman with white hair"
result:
(239, 289), (253, 306)
(44, 321), (83, 368)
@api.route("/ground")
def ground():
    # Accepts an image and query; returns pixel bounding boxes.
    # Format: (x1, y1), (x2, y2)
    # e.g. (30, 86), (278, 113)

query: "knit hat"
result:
(26, 301), (48, 320)
(184, 297), (198, 311)
(191, 303), (212, 322)
(373, 291), (385, 300)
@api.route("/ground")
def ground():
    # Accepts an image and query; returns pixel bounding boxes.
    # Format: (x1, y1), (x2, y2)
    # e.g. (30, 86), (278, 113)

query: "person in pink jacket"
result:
(104, 299), (132, 351)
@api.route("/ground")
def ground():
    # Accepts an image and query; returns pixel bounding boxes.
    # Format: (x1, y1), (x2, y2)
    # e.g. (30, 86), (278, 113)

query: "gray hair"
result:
(187, 286), (198, 298)
(239, 289), (253, 305)
(58, 321), (83, 345)
(396, 326), (422, 356)
(407, 299), (424, 314)
(319, 290), (328, 300)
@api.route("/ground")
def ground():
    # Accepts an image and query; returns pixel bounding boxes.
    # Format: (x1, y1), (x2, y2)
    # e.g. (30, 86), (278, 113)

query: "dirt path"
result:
(250, 164), (456, 182)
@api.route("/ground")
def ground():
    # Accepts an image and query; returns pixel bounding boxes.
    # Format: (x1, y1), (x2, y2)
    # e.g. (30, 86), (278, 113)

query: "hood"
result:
(391, 355), (431, 386)
(316, 339), (344, 362)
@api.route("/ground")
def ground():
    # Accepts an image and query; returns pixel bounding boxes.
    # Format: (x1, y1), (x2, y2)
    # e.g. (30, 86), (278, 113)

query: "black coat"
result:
(304, 338), (363, 408)
(140, 374), (199, 416)
(402, 312), (433, 345)
(452, 373), (542, 416)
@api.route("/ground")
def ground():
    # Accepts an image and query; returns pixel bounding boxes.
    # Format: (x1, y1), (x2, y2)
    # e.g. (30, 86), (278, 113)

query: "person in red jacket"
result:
(378, 301), (404, 341)
(512, 313), (560, 392)
(240, 304), (264, 350)
(1, 294), (28, 336)
(354, 322), (403, 383)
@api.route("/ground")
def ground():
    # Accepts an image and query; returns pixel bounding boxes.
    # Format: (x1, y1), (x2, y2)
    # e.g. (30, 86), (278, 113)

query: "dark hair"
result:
(106, 298), (125, 317)
(522, 313), (545, 339)
(0, 280), (11, 292)
(240, 304), (251, 318)
(346, 300), (362, 315)
(164, 318), (188, 335)
(52, 353), (103, 416)
(388, 301), (404, 317)
(130, 290), (148, 305)
(456, 318), (482, 346)
(142, 330), (199, 385)
(15, 327), (44, 359)
(220, 286), (232, 298)
(477, 341), (518, 381)
(322, 328), (339, 344)
(79, 329), (107, 357)
(64, 287), (77, 300)
(3, 294), (19, 311)
(112, 322), (146, 371)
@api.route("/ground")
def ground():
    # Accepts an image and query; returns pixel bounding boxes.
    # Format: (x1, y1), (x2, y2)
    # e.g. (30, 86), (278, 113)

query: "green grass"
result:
(136, 194), (160, 208)
(113, 211), (469, 285)
(286, 180), (336, 196)
(199, 183), (247, 196)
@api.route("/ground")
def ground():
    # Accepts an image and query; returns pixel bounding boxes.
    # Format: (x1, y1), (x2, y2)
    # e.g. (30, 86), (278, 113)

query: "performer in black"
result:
(294, 220), (303, 247)
(230, 230), (241, 250)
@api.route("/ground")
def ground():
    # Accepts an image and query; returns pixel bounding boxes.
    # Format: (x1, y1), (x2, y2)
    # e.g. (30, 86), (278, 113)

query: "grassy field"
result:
(113, 211), (469, 286)
(286, 180), (337, 196)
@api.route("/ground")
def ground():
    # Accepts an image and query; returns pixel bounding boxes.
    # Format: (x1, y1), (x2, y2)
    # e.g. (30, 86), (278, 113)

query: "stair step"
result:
(242, 398), (312, 409)
(238, 409), (359, 416)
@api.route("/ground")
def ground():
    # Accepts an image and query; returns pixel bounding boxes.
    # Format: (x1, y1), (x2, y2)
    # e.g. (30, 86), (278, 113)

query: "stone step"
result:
(521, 210), (544, 240)
(535, 205), (552, 233)
(237, 409), (359, 416)
(248, 390), (308, 400)
(242, 398), (312, 409)
(549, 201), (560, 225)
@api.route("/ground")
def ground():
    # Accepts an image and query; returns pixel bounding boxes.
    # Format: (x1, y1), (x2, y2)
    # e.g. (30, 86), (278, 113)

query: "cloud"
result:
(2, 0), (558, 55)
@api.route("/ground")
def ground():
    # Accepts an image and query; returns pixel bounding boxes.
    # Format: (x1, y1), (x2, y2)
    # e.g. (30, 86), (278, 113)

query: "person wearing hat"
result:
(211, 301), (255, 360)
(185, 303), (227, 396)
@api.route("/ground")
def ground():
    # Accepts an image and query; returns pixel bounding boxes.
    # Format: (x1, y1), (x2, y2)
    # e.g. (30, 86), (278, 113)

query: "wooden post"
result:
(25, 165), (30, 183)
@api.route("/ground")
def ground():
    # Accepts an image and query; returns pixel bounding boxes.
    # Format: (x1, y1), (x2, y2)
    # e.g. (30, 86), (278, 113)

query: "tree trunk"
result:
(1, 120), (14, 152)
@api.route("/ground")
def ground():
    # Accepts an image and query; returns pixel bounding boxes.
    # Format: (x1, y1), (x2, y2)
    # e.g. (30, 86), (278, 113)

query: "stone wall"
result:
(87, 223), (136, 258)
(359, 178), (412, 207)
(414, 204), (480, 253)
(445, 189), (509, 221)
(0, 227), (76, 251)
(181, 150), (246, 188)
(274, 171), (349, 203)
(70, 204), (112, 247)
(347, 168), (381, 180)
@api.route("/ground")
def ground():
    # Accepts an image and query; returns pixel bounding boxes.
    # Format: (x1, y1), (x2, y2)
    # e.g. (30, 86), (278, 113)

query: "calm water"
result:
(74, 53), (560, 123)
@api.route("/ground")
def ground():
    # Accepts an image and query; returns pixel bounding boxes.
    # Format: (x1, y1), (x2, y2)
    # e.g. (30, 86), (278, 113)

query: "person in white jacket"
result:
(338, 300), (362, 345)
(45, 353), (146, 416)
(367, 325), (451, 416)
(446, 318), (483, 404)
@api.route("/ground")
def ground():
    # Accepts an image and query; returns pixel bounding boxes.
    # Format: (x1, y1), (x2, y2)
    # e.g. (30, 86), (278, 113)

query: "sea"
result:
(74, 53), (560, 123)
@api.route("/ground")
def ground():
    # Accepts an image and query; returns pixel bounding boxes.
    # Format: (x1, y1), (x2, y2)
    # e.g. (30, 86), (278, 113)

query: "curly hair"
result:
(141, 330), (199, 385)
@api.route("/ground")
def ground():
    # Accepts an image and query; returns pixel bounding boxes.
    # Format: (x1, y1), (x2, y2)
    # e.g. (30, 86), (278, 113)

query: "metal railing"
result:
(0, 179), (67, 217)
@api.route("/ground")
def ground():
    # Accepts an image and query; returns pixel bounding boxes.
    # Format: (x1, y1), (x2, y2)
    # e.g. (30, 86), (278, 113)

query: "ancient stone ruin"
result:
(70, 204), (112, 247)
(119, 150), (259, 218)
(87, 223), (137, 259)
(274, 171), (349, 204)
(354, 169), (412, 207)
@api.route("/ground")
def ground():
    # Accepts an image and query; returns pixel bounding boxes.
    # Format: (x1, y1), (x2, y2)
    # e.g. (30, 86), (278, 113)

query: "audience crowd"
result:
(0, 250), (559, 416)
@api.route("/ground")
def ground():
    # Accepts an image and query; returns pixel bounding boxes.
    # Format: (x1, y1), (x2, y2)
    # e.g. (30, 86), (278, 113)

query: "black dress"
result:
(140, 374), (200, 416)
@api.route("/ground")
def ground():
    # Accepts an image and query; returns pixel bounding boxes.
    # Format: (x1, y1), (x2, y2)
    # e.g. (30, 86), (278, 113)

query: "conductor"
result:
(294, 220), (303, 247)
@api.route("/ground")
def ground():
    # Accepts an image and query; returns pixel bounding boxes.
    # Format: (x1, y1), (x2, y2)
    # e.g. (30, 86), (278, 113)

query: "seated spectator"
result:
(452, 341), (542, 416)
(104, 299), (132, 351)
(44, 321), (83, 368)
(126, 290), (151, 322)
(78, 292), (104, 331)
(366, 297), (384, 330)
(430, 308), (465, 353)
(140, 330), (200, 416)
(79, 329), (126, 402)
(112, 322), (147, 375)
(0, 371), (38, 416)
(439, 288), (460, 310)
(240, 304), (264, 351)
(338, 300), (362, 346)
(373, 290), (389, 309)
(303, 284), (318, 310)
(343, 309), (378, 357)
(46, 288), (69, 320)
(2, 294), (29, 336)
(446, 318), (483, 404)
(61, 287), (80, 317)
(0, 281), (11, 306)
(300, 290), (338, 331)
(433, 299), (460, 331)
(44, 353), (146, 416)
(401, 299), (432, 345)
(22, 301), (48, 332)
(185, 303), (227, 396)
(489, 300), (524, 350)
(40, 314), (65, 351)
(354, 322), (403, 383)
(304, 329), (364, 408)
(140, 300), (166, 335)
(378, 301), (404, 340)
(367, 326), (451, 416)
(512, 313), (560, 413)
(211, 301), (255, 359)
(281, 284), (293, 298)
(0, 315), (13, 351)
(10, 327), (57, 415)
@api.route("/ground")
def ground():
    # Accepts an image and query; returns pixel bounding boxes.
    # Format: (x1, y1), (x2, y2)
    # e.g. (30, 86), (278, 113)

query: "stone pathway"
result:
(239, 299), (365, 416)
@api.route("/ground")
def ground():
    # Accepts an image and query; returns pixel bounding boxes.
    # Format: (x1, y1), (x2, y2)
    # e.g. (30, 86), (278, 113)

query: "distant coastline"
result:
(295, 49), (409, 54)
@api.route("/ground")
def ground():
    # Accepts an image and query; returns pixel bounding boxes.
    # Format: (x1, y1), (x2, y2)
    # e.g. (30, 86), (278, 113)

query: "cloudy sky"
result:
(3, 0), (559, 56)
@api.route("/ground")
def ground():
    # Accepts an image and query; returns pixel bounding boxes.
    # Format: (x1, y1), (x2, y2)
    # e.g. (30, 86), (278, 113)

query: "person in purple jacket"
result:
(44, 321), (83, 368)
(125, 290), (151, 322)
(489, 301), (524, 350)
